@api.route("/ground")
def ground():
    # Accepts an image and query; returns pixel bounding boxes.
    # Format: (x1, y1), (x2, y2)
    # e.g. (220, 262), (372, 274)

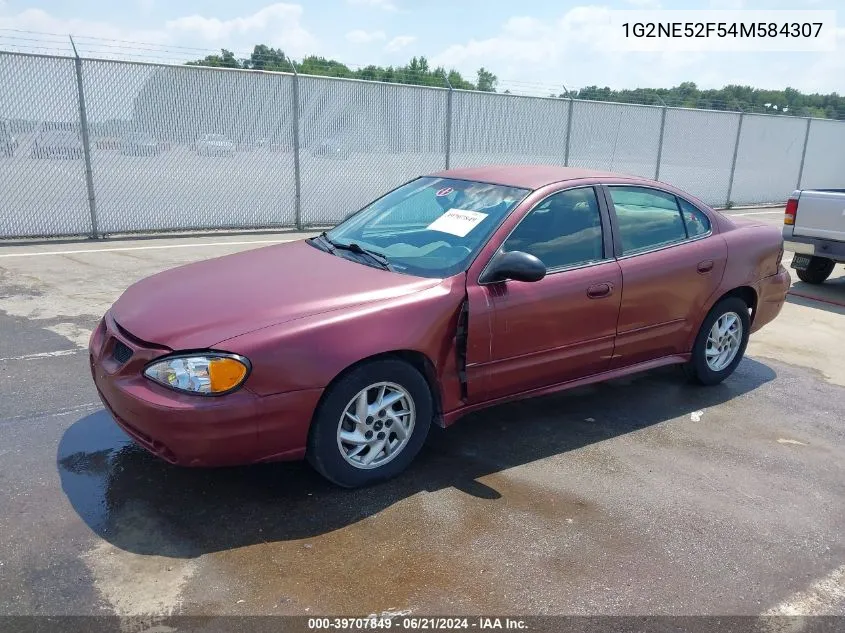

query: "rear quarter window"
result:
(678, 198), (711, 238)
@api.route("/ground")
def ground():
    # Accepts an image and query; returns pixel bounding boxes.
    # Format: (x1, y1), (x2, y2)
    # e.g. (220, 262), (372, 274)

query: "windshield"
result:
(323, 177), (529, 278)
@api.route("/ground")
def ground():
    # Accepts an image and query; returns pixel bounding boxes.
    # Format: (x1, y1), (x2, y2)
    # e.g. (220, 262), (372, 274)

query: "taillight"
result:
(784, 198), (798, 225)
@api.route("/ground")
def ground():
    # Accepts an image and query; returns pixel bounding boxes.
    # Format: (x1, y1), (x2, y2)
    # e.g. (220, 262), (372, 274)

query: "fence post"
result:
(444, 76), (453, 170)
(70, 37), (98, 239)
(725, 111), (744, 208)
(564, 98), (574, 167)
(289, 60), (303, 230)
(796, 117), (812, 190)
(654, 105), (667, 181)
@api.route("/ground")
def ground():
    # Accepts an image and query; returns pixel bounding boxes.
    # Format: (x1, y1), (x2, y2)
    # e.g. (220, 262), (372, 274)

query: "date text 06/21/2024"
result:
(307, 617), (528, 630)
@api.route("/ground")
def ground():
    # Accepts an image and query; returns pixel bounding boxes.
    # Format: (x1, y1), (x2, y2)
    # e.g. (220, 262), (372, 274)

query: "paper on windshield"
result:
(427, 209), (488, 237)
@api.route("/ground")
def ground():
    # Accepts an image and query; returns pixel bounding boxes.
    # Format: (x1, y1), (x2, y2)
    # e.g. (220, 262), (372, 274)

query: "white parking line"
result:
(0, 238), (292, 258)
(0, 349), (83, 362)
(763, 564), (845, 615)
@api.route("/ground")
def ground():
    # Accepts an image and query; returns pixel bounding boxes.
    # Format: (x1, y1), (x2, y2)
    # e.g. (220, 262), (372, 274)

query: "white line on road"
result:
(763, 564), (845, 615)
(0, 348), (83, 362)
(1, 402), (101, 425)
(730, 210), (784, 216)
(0, 238), (293, 258)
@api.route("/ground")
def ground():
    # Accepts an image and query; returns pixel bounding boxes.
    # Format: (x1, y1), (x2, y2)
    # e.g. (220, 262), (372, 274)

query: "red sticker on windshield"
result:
(435, 187), (454, 197)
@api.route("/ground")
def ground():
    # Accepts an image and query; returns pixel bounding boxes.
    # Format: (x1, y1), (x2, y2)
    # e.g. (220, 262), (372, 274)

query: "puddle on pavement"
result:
(56, 408), (613, 614)
(57, 412), (133, 534)
(55, 362), (777, 614)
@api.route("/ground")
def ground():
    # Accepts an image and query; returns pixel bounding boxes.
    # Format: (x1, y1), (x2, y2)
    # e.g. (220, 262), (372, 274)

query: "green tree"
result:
(476, 67), (497, 92)
(446, 69), (474, 90)
(244, 45), (288, 71)
(298, 55), (354, 78)
(185, 48), (240, 69)
(184, 46), (845, 119)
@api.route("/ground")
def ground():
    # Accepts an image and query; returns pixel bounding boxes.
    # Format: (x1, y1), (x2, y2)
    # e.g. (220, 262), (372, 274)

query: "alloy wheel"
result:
(336, 382), (416, 469)
(705, 311), (743, 372)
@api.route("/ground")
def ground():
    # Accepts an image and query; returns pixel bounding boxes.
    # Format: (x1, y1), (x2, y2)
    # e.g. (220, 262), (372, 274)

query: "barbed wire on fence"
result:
(1, 29), (843, 119)
(1, 34), (844, 239)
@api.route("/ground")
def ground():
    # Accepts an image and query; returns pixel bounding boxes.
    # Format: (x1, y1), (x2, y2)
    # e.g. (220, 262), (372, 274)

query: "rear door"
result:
(604, 185), (727, 369)
(465, 185), (622, 402)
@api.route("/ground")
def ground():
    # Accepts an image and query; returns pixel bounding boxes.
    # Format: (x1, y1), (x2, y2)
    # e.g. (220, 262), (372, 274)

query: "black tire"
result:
(307, 359), (433, 488)
(685, 296), (751, 386)
(795, 256), (835, 285)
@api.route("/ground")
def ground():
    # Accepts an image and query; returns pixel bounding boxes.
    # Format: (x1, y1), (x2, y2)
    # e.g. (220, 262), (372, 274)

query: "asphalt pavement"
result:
(1, 207), (844, 624)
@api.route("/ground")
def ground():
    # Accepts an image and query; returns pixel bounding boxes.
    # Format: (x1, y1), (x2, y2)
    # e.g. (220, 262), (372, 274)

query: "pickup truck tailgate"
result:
(794, 190), (845, 241)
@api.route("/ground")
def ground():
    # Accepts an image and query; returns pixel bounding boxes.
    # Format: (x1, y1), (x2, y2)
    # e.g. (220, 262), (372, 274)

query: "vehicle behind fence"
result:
(1, 50), (845, 239)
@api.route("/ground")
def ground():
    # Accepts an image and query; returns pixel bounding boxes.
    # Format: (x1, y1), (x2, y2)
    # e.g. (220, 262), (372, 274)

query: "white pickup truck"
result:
(782, 189), (845, 284)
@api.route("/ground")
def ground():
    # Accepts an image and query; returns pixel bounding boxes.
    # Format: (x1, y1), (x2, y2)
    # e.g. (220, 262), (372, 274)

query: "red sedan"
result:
(89, 166), (790, 487)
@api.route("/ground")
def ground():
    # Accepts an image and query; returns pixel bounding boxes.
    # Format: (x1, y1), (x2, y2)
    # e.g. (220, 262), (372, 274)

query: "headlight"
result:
(143, 353), (250, 395)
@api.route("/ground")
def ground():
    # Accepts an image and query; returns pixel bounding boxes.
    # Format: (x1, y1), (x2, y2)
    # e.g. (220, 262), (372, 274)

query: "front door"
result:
(466, 186), (623, 402)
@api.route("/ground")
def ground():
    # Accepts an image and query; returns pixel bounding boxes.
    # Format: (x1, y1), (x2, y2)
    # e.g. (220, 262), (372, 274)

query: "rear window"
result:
(609, 186), (687, 255)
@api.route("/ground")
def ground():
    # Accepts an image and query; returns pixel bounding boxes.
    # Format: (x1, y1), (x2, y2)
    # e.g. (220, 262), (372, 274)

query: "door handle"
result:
(586, 282), (613, 299)
(697, 260), (714, 274)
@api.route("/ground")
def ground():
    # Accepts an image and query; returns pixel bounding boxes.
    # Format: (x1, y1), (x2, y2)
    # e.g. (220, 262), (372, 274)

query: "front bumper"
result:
(89, 313), (322, 467)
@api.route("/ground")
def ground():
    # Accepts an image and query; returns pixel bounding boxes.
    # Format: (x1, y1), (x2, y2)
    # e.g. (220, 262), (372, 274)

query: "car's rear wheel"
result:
(685, 296), (751, 386)
(307, 359), (432, 488)
(795, 256), (835, 285)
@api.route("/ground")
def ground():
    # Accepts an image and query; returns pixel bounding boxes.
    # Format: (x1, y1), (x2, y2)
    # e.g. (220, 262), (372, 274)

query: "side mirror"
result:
(481, 250), (546, 284)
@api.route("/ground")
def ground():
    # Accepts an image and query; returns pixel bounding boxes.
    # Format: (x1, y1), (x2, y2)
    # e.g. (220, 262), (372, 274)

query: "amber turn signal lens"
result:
(208, 357), (249, 392)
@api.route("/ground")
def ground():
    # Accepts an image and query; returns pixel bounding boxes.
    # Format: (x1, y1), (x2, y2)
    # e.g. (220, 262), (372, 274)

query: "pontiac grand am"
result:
(89, 165), (790, 487)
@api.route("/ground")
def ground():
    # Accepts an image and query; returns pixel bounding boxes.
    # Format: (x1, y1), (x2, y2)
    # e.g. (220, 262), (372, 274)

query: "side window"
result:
(678, 198), (711, 238)
(503, 187), (604, 270)
(609, 186), (687, 255)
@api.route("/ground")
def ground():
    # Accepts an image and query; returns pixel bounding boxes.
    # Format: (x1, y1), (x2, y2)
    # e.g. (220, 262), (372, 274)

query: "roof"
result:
(429, 165), (648, 190)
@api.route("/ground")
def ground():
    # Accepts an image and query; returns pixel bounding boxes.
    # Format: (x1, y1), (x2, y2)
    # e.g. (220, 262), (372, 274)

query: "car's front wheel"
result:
(307, 359), (432, 487)
(685, 296), (751, 386)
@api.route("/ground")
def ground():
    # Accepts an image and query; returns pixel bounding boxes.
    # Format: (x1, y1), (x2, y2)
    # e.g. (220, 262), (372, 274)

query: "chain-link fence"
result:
(2, 50), (844, 239)
(800, 118), (845, 191)
(659, 108), (741, 206)
(298, 76), (448, 225)
(82, 60), (298, 233)
(0, 53), (91, 237)
(450, 91), (571, 168)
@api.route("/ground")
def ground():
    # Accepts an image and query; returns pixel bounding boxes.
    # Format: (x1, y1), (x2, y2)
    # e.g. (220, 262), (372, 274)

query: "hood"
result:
(111, 240), (441, 350)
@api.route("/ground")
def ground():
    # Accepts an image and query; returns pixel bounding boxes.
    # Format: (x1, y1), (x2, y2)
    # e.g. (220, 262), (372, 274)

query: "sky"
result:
(0, 0), (843, 95)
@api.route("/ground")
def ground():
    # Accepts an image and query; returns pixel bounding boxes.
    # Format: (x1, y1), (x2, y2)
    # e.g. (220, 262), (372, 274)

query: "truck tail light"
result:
(784, 198), (798, 225)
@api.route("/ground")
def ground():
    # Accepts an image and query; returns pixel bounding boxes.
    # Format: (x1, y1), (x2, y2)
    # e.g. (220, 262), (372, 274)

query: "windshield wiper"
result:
(312, 231), (336, 254)
(318, 232), (392, 271)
